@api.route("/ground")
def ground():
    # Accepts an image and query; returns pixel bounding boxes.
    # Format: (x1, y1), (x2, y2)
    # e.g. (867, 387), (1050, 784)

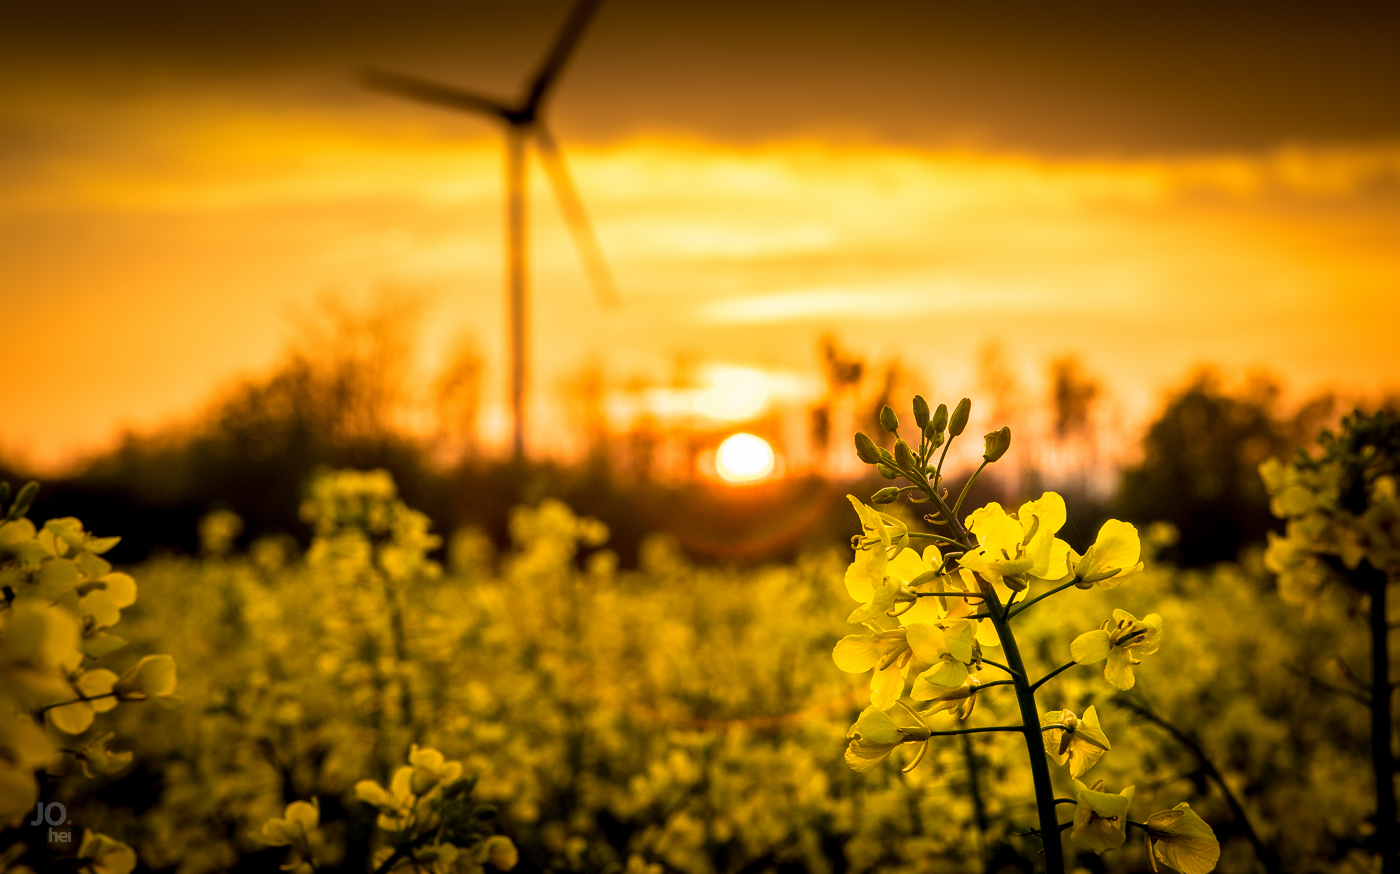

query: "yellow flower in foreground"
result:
(1070, 779), (1134, 853)
(1071, 610), (1163, 691)
(916, 675), (982, 720)
(1066, 519), (1144, 588)
(1041, 705), (1111, 778)
(961, 493), (1071, 593)
(906, 620), (975, 693)
(844, 706), (932, 772)
(843, 498), (908, 623)
(887, 545), (947, 625)
(833, 628), (912, 709)
(1143, 803), (1220, 874)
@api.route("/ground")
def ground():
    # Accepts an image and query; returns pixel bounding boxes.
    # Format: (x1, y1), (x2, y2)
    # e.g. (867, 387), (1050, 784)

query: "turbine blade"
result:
(362, 67), (510, 119)
(534, 124), (621, 309)
(524, 0), (605, 113)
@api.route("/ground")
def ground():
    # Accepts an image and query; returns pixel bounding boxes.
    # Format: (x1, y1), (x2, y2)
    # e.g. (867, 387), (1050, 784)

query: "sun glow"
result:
(715, 433), (776, 483)
(5, 128), (1400, 468)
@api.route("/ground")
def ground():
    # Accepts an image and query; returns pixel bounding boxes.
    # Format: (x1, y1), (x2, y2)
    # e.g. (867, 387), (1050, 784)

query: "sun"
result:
(715, 433), (776, 483)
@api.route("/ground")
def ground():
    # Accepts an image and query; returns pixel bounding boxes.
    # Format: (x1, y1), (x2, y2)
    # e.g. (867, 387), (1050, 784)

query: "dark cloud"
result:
(2, 0), (1398, 152)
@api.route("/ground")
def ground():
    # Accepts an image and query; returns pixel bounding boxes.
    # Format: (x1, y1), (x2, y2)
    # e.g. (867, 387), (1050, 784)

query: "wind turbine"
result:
(363, 0), (619, 461)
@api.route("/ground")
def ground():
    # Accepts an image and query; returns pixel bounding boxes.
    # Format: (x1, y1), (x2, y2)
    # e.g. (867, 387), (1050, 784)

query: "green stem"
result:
(935, 432), (955, 480)
(927, 724), (1023, 737)
(1031, 662), (1080, 694)
(911, 436), (1063, 871)
(1113, 696), (1286, 874)
(1361, 565), (1397, 874)
(915, 591), (986, 601)
(924, 477), (972, 550)
(1008, 580), (1080, 619)
(974, 679), (1015, 691)
(952, 461), (990, 519)
(370, 846), (409, 874)
(962, 733), (991, 874)
(981, 659), (1022, 678)
(38, 691), (119, 714)
(907, 531), (966, 547)
(985, 583), (1066, 874)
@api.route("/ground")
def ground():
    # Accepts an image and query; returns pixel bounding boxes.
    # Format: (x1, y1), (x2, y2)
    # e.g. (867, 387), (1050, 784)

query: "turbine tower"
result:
(364, 0), (618, 460)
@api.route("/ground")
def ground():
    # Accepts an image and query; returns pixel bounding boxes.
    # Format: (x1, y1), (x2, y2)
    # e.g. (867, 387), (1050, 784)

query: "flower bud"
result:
(854, 431), (881, 465)
(912, 396), (930, 429)
(948, 399), (971, 437)
(931, 403), (949, 434)
(876, 463), (898, 480)
(894, 439), (917, 471)
(6, 480), (38, 521)
(879, 405), (899, 434)
(982, 426), (1011, 463)
(924, 426), (943, 449)
(871, 487), (900, 504)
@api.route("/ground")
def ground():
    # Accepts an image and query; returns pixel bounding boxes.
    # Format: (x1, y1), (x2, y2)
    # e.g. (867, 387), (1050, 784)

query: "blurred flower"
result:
(477, 835), (519, 871)
(77, 831), (137, 874)
(260, 799), (320, 847)
(113, 654), (178, 700)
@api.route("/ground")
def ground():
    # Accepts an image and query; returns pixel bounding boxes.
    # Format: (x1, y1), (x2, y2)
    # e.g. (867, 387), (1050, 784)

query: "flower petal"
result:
(832, 635), (881, 673)
(1071, 630), (1112, 664)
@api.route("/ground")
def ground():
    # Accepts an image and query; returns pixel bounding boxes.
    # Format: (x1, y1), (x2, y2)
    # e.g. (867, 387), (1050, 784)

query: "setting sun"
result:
(714, 432), (776, 483)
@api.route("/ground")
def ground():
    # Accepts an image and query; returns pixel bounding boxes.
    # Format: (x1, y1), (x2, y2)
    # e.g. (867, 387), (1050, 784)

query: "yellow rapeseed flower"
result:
(906, 620), (975, 693)
(1143, 803), (1220, 874)
(843, 706), (932, 772)
(1071, 609), (1163, 691)
(1070, 779), (1135, 853)
(1040, 705), (1111, 778)
(915, 675), (982, 720)
(961, 493), (1071, 594)
(843, 498), (908, 623)
(833, 628), (913, 709)
(1065, 519), (1144, 588)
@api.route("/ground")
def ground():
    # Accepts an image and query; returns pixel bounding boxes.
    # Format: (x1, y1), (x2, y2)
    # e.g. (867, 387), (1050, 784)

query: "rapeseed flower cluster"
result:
(833, 396), (1217, 874)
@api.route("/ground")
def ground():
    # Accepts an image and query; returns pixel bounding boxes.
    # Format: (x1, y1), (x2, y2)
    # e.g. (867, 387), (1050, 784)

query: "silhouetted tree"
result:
(1049, 356), (1100, 441)
(1115, 372), (1301, 566)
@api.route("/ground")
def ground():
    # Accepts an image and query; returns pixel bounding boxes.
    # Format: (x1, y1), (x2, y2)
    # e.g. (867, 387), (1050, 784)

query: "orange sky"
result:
(3, 2), (1399, 470)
